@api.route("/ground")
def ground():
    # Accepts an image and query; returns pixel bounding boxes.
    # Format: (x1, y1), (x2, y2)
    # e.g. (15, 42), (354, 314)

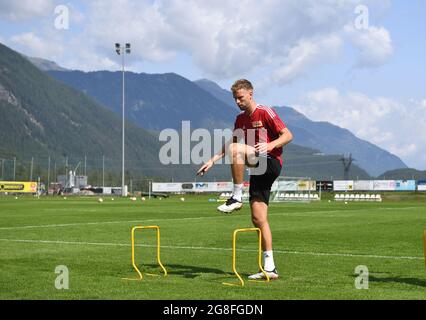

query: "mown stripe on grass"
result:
(0, 206), (420, 231)
(0, 238), (422, 261)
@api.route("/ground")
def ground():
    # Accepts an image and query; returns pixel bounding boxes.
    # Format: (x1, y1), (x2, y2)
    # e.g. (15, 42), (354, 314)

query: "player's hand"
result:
(254, 142), (272, 155)
(197, 160), (213, 176)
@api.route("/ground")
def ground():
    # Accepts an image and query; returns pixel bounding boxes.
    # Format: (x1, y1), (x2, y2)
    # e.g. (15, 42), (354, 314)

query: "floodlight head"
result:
(126, 49), (131, 54)
(115, 43), (121, 55)
(126, 43), (131, 49)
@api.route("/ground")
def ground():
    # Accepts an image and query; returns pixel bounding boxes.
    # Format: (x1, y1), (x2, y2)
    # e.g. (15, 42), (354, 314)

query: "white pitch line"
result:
(0, 206), (420, 231)
(0, 216), (211, 230)
(0, 238), (422, 261)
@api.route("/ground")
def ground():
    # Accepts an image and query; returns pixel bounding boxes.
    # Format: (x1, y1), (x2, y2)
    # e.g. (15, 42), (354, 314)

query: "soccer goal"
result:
(271, 176), (319, 202)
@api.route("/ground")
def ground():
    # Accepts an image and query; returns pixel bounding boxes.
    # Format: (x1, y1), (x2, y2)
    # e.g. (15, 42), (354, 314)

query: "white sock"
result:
(263, 250), (275, 271)
(233, 184), (243, 202)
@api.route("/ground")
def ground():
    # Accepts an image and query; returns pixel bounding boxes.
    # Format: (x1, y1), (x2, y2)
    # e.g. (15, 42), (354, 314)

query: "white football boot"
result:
(217, 196), (243, 213)
(248, 269), (279, 280)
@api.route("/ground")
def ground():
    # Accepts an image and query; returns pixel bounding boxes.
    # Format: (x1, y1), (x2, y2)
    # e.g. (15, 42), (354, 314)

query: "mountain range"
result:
(0, 43), (174, 183)
(0, 44), (412, 185)
(0, 42), (374, 183)
(194, 79), (408, 177)
(46, 68), (406, 177)
(48, 70), (237, 132)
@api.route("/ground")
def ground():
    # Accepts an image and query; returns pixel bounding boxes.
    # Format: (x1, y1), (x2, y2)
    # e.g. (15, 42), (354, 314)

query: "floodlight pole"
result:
(102, 155), (105, 188)
(115, 43), (131, 197)
(30, 157), (34, 182)
(121, 51), (125, 197)
(47, 156), (50, 195)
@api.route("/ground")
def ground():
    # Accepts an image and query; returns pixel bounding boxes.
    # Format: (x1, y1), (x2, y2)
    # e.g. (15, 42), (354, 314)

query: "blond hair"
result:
(231, 79), (253, 93)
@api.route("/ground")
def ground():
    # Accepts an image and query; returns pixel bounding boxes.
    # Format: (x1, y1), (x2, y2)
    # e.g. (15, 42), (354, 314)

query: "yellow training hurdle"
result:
(223, 227), (270, 287)
(122, 225), (167, 281)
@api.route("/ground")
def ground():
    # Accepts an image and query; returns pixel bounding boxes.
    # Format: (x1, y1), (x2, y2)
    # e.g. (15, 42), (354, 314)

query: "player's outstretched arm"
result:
(197, 149), (225, 176)
(196, 138), (234, 176)
(197, 160), (214, 176)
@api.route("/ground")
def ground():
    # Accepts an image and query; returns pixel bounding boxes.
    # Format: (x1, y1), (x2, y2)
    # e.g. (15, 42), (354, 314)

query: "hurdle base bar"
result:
(122, 274), (164, 281)
(223, 278), (270, 287)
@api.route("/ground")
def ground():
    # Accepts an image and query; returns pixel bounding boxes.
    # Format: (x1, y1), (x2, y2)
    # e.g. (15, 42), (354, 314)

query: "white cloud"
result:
(10, 32), (63, 59)
(344, 24), (393, 68)
(0, 0), (54, 21)
(62, 42), (117, 71)
(42, 0), (390, 77)
(294, 89), (426, 170)
(2, 3), (86, 67)
(67, 3), (85, 25)
(270, 35), (343, 85)
(2, 0), (394, 79)
(87, 0), (177, 62)
(388, 143), (417, 159)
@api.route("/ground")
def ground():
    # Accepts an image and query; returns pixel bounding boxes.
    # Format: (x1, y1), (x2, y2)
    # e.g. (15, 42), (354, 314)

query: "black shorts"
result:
(249, 157), (282, 205)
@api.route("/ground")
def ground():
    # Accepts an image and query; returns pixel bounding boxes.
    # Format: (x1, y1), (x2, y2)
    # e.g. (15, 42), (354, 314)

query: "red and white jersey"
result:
(234, 105), (287, 166)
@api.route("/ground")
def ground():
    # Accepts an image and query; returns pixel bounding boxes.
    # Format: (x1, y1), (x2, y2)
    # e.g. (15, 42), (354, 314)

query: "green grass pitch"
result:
(0, 194), (425, 300)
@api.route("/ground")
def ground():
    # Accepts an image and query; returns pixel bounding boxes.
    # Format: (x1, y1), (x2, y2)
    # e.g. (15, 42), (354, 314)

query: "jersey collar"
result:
(246, 104), (259, 117)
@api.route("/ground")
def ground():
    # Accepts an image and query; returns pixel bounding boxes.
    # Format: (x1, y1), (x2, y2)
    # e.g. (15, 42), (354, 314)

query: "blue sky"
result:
(0, 0), (425, 170)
